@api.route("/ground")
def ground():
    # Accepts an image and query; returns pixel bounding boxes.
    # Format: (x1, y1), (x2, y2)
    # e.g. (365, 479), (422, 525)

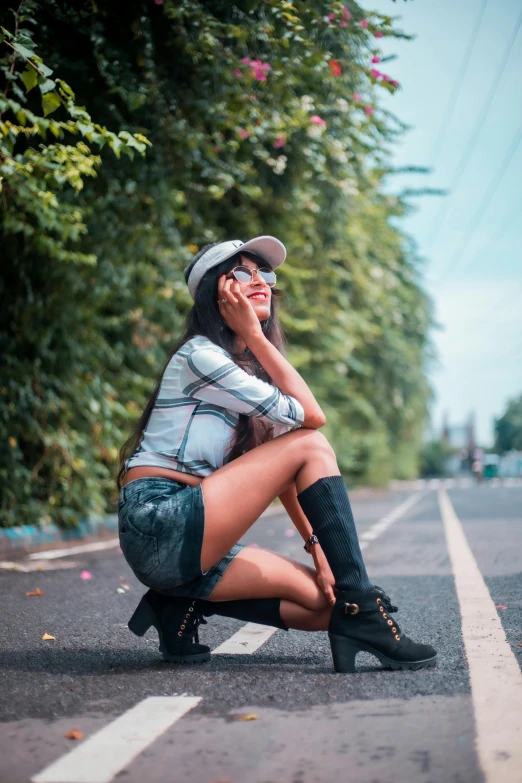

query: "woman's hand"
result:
(312, 546), (336, 606)
(217, 275), (263, 343)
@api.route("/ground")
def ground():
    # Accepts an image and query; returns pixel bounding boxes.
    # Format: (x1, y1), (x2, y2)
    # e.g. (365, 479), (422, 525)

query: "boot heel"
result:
(329, 633), (360, 673)
(128, 597), (156, 637)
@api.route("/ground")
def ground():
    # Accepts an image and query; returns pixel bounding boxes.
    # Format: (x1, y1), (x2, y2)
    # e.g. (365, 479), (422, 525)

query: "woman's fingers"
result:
(222, 276), (238, 304)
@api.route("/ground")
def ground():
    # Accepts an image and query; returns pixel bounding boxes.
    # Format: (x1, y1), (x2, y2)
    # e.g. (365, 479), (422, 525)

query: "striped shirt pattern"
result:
(126, 335), (305, 477)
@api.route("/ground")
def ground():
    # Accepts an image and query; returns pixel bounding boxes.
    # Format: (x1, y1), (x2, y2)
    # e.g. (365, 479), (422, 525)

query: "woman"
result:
(117, 236), (437, 673)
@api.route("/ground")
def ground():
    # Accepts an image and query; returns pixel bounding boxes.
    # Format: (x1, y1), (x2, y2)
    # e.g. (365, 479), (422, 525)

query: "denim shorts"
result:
(118, 477), (244, 600)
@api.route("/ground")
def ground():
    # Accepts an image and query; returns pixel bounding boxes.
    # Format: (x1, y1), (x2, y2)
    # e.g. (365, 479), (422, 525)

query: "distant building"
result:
(442, 411), (478, 474)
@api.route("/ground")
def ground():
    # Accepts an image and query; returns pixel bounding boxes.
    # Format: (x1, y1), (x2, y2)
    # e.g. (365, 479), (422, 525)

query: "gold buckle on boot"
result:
(344, 603), (360, 615)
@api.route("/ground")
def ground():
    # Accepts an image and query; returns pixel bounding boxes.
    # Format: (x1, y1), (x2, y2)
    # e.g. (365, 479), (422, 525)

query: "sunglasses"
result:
(226, 265), (277, 287)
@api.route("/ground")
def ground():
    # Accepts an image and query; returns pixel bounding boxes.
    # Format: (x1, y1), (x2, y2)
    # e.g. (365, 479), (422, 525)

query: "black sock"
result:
(199, 598), (288, 630)
(297, 475), (373, 592)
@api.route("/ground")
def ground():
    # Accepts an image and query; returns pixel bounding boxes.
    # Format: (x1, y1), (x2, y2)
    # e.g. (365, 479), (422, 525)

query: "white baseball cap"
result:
(184, 236), (286, 300)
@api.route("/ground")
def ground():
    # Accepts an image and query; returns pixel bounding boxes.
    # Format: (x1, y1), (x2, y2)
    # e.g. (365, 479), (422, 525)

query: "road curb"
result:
(0, 514), (118, 558)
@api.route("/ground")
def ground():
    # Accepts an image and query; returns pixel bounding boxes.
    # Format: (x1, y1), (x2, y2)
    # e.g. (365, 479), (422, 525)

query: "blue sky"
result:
(370, 0), (522, 445)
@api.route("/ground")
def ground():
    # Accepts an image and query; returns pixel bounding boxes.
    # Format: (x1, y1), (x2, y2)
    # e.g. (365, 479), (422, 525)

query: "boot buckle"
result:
(344, 603), (359, 615)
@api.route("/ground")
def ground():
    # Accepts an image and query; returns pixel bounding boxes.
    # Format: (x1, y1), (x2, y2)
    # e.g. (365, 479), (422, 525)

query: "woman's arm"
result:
(218, 276), (326, 429)
(246, 333), (326, 429)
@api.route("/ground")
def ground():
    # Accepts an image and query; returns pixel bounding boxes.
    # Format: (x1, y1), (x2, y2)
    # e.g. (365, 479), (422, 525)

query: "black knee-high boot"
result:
(297, 475), (437, 672)
(297, 475), (372, 591)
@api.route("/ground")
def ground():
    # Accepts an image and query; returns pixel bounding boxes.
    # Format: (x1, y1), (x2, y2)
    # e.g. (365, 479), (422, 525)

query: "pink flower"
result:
(371, 56), (380, 63)
(339, 20), (348, 27)
(364, 105), (374, 115)
(240, 57), (251, 64)
(310, 115), (327, 126)
(353, 93), (361, 101)
(360, 19), (368, 28)
(233, 68), (242, 78)
(341, 5), (351, 19)
(370, 68), (380, 79)
(273, 133), (287, 149)
(237, 129), (250, 139)
(382, 74), (390, 82)
(327, 12), (335, 20)
(249, 59), (271, 82)
(391, 80), (399, 87)
(213, 145), (221, 153)
(154, 0), (163, 4)
(375, 31), (384, 38)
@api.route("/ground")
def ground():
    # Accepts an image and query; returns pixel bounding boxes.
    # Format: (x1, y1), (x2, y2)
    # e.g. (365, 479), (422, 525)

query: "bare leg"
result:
(208, 546), (333, 631)
(200, 428), (338, 571)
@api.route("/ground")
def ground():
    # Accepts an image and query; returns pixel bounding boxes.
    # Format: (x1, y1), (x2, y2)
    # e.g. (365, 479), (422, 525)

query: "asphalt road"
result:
(1, 480), (521, 783)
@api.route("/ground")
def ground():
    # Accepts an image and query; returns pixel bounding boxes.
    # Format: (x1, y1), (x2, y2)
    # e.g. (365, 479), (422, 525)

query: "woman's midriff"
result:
(122, 466), (203, 487)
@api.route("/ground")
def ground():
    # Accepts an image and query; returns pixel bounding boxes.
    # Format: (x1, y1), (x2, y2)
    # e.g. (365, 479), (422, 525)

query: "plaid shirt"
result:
(126, 335), (304, 476)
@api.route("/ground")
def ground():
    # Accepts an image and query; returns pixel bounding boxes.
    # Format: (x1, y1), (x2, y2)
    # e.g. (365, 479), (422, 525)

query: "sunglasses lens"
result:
(258, 268), (276, 287)
(232, 266), (252, 283)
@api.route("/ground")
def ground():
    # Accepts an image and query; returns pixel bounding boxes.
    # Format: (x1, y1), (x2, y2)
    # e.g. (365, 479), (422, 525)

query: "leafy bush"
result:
(1, 0), (432, 527)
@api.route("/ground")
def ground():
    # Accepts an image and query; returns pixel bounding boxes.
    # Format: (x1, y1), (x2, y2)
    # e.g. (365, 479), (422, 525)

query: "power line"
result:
(429, 0), (489, 169)
(448, 280), (522, 349)
(477, 340), (522, 369)
(450, 204), (521, 284)
(428, 5), (522, 247)
(433, 121), (522, 285)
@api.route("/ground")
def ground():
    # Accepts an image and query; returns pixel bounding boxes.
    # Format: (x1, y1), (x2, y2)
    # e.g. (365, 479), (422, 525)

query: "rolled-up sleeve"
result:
(179, 346), (304, 429)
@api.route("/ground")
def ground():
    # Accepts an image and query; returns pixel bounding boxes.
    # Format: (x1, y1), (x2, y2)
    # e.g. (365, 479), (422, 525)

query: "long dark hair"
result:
(116, 244), (286, 488)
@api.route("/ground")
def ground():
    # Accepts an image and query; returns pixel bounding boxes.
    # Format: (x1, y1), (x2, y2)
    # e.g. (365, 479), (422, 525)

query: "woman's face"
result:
(225, 256), (272, 321)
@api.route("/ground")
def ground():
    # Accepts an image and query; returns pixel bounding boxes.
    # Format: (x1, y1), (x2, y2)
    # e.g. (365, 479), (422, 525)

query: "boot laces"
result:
(373, 585), (398, 613)
(178, 602), (207, 642)
(374, 585), (402, 640)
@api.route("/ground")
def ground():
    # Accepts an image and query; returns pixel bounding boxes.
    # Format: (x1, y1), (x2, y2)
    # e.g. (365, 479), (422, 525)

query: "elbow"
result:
(302, 411), (327, 429)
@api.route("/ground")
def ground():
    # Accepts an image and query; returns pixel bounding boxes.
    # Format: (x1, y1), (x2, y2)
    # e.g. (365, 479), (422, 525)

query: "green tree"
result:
(1, 0), (433, 527)
(495, 395), (522, 454)
(419, 439), (454, 478)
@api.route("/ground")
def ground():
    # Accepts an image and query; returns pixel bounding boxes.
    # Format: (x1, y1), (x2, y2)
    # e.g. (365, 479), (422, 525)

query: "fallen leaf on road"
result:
(237, 713), (258, 721)
(64, 729), (84, 740)
(26, 588), (43, 597)
(42, 632), (55, 641)
(116, 587), (126, 594)
(120, 583), (130, 590)
(80, 570), (92, 580)
(284, 529), (296, 537)
(495, 605), (507, 611)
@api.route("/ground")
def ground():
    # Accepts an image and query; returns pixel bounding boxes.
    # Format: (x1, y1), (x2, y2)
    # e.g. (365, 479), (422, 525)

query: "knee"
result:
(299, 430), (336, 460)
(306, 587), (330, 613)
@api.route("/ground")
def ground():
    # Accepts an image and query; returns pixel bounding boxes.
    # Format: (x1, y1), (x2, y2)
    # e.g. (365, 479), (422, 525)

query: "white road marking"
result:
(0, 559), (81, 572)
(31, 695), (201, 783)
(212, 622), (277, 654)
(27, 539), (120, 560)
(439, 489), (522, 783)
(358, 491), (424, 551)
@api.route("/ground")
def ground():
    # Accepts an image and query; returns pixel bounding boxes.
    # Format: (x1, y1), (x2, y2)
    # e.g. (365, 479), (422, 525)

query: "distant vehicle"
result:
(483, 454), (499, 479)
